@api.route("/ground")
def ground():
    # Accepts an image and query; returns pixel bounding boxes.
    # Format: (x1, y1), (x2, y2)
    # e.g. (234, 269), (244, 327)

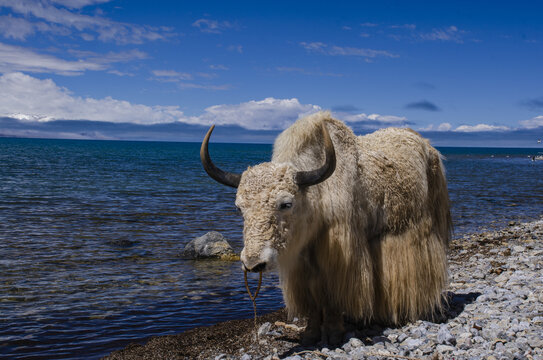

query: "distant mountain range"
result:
(1, 116), (542, 148)
(0, 117), (280, 143)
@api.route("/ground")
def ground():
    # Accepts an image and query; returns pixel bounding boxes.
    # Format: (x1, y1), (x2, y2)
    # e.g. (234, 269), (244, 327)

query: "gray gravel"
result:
(109, 219), (543, 359)
(257, 218), (543, 359)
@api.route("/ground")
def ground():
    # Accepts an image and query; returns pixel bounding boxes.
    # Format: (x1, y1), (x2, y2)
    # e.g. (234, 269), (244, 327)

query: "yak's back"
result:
(272, 113), (449, 239)
(357, 128), (449, 235)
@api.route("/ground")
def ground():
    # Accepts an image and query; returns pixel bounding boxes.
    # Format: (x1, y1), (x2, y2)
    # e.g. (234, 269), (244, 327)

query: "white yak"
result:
(201, 111), (451, 344)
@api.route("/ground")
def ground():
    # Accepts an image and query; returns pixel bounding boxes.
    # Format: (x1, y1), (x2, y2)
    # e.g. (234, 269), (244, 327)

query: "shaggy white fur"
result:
(231, 111), (450, 344)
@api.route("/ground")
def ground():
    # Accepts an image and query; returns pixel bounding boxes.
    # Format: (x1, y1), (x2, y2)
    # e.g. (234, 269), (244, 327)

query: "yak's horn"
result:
(295, 123), (336, 187)
(200, 125), (241, 188)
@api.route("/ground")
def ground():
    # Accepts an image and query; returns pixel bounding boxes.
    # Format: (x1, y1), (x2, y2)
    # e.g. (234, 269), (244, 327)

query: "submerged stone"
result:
(181, 231), (239, 260)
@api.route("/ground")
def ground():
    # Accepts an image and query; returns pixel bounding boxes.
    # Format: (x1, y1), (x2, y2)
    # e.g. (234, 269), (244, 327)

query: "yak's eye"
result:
(279, 202), (292, 210)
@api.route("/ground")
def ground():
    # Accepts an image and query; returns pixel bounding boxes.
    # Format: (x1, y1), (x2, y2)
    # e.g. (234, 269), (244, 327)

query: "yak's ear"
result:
(200, 125), (241, 188)
(295, 123), (336, 187)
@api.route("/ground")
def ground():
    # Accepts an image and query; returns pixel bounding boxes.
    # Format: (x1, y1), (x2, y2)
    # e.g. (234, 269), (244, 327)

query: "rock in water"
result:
(182, 231), (238, 260)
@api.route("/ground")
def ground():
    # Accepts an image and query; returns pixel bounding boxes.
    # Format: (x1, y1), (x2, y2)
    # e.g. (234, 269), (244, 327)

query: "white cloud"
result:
(187, 98), (321, 130)
(0, 42), (104, 74)
(0, 0), (173, 44)
(519, 115), (543, 129)
(152, 69), (193, 81)
(390, 24), (416, 30)
(438, 123), (452, 131)
(107, 69), (135, 77)
(0, 11), (73, 41)
(300, 41), (327, 51)
(192, 19), (234, 34)
(0, 72), (185, 124)
(300, 41), (398, 59)
(151, 69), (229, 90)
(68, 49), (147, 63)
(210, 64), (229, 70)
(341, 112), (408, 125)
(328, 46), (398, 58)
(0, 73), (437, 133)
(385, 24), (469, 44)
(454, 124), (510, 132)
(419, 26), (464, 43)
(419, 122), (452, 131)
(0, 73), (318, 129)
(177, 82), (230, 91)
(50, 0), (111, 9)
(0, 15), (36, 40)
(196, 72), (217, 79)
(421, 117), (543, 133)
(227, 44), (243, 53)
(0, 42), (146, 75)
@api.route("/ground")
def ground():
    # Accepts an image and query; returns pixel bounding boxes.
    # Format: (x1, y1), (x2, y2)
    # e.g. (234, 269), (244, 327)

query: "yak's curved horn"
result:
(200, 125), (241, 188)
(295, 123), (336, 187)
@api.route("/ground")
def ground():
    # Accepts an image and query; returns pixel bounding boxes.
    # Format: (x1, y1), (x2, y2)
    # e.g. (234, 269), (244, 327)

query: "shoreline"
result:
(104, 218), (543, 359)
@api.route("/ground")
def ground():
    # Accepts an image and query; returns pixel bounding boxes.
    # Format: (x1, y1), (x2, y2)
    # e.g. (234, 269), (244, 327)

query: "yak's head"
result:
(200, 124), (335, 273)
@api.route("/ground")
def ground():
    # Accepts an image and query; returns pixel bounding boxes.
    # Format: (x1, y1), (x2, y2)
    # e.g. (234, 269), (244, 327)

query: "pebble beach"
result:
(106, 217), (543, 359)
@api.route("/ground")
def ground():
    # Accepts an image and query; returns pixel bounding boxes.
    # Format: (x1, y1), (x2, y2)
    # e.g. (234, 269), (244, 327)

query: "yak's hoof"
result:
(301, 327), (321, 345)
(324, 330), (345, 346)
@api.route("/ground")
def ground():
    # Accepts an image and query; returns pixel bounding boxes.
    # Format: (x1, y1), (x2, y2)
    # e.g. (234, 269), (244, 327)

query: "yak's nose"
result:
(244, 262), (267, 273)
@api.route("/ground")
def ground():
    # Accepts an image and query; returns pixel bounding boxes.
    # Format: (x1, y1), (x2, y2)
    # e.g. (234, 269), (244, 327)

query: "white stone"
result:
(437, 325), (455, 345)
(257, 322), (272, 337)
(436, 344), (455, 353)
(349, 337), (363, 348)
(401, 337), (423, 349)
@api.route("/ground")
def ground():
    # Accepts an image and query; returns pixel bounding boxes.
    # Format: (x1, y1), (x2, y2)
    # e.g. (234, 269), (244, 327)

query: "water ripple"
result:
(0, 139), (541, 359)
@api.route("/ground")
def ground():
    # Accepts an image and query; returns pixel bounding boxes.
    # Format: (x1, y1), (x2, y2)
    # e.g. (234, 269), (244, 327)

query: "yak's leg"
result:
(302, 289), (345, 345)
(322, 307), (344, 345)
(301, 309), (322, 345)
(301, 275), (323, 345)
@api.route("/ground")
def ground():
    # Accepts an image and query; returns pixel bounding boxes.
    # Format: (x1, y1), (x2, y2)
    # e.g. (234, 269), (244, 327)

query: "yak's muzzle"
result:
(243, 261), (267, 273)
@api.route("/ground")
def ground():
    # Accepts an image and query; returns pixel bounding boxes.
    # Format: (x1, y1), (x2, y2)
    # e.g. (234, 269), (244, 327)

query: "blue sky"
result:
(0, 0), (542, 146)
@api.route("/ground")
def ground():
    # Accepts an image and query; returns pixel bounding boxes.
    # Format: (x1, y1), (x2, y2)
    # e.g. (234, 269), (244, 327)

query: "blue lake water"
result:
(0, 138), (542, 359)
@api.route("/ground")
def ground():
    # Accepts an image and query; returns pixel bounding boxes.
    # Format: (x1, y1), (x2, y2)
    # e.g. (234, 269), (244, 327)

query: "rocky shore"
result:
(105, 218), (543, 360)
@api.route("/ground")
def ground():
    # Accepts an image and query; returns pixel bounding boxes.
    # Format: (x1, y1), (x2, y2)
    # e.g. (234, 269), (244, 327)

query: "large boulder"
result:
(181, 231), (239, 260)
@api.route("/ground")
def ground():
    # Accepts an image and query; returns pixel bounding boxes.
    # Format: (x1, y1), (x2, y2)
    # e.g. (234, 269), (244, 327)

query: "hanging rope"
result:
(244, 269), (263, 339)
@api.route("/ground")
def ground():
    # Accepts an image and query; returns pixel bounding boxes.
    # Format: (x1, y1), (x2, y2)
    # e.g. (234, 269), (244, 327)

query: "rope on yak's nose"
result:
(244, 269), (262, 338)
(244, 269), (262, 301)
